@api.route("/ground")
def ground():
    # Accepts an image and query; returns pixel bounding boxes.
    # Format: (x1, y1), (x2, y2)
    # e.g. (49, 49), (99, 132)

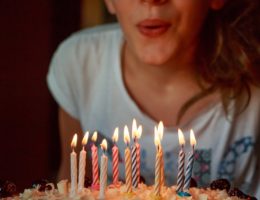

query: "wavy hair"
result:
(177, 0), (260, 124)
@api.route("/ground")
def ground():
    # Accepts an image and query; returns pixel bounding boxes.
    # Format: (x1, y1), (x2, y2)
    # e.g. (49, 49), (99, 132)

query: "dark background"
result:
(0, 0), (84, 192)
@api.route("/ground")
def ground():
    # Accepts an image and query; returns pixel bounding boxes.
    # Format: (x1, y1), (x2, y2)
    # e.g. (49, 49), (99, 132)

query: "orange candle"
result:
(124, 126), (132, 193)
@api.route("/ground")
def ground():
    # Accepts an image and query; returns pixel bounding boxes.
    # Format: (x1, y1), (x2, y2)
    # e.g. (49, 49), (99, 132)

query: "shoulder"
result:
(57, 23), (122, 54)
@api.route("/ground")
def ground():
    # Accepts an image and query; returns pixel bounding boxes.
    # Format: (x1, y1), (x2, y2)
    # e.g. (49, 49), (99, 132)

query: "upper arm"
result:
(58, 107), (82, 180)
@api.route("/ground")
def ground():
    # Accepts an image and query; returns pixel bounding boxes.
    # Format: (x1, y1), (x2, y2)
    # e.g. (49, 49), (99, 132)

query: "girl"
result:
(47, 0), (260, 197)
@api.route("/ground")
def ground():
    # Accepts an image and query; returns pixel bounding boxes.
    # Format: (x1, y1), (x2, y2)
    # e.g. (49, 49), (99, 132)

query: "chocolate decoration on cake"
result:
(210, 178), (231, 191)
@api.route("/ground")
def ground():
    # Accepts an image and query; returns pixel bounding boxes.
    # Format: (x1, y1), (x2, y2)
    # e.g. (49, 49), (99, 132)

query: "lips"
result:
(137, 19), (171, 37)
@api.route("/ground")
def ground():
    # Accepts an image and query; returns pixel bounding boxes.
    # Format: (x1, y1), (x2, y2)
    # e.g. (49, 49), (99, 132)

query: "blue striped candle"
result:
(184, 130), (196, 191)
(176, 129), (185, 193)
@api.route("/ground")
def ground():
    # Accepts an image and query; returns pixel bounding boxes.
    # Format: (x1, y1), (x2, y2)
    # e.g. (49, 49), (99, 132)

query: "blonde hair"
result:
(177, 0), (260, 124)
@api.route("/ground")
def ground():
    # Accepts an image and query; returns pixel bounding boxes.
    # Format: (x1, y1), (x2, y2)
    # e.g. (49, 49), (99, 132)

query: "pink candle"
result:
(112, 128), (119, 185)
(91, 131), (99, 188)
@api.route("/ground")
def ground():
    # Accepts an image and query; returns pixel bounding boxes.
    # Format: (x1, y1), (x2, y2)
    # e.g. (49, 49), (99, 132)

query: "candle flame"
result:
(71, 133), (78, 148)
(137, 125), (142, 139)
(158, 121), (164, 140)
(154, 127), (161, 147)
(178, 129), (185, 145)
(112, 127), (119, 143)
(124, 125), (130, 145)
(82, 131), (89, 145)
(190, 129), (197, 146)
(100, 139), (108, 151)
(91, 131), (98, 142)
(132, 118), (138, 139)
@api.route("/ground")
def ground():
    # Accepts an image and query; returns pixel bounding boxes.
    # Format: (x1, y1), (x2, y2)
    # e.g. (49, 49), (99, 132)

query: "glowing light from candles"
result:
(124, 126), (130, 145)
(100, 139), (108, 151)
(154, 128), (161, 148)
(82, 131), (89, 146)
(158, 121), (164, 141)
(92, 131), (98, 142)
(137, 126), (142, 139)
(71, 134), (78, 150)
(190, 130), (196, 146)
(178, 129), (185, 146)
(132, 119), (138, 139)
(112, 128), (119, 143)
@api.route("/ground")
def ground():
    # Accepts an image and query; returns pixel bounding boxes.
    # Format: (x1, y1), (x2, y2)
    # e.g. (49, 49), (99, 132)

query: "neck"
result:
(122, 42), (199, 91)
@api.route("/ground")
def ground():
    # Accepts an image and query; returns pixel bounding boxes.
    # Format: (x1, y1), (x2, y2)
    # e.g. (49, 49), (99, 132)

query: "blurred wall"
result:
(0, 0), (81, 192)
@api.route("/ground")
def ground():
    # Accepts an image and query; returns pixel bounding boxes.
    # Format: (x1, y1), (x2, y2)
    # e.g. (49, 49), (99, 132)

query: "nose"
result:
(141, 0), (168, 5)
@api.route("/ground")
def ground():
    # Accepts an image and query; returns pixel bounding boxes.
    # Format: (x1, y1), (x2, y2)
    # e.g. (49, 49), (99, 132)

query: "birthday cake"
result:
(0, 178), (256, 200)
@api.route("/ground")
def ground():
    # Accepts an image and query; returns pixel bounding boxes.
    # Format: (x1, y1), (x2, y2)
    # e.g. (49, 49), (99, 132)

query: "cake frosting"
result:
(15, 181), (249, 200)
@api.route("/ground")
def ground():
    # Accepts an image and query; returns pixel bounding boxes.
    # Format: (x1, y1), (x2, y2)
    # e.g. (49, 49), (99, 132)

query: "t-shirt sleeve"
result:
(47, 37), (81, 119)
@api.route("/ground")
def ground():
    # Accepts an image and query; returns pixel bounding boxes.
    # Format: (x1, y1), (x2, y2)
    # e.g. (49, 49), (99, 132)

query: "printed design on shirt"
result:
(217, 136), (254, 181)
(140, 148), (179, 185)
(193, 149), (212, 187)
(164, 150), (178, 185)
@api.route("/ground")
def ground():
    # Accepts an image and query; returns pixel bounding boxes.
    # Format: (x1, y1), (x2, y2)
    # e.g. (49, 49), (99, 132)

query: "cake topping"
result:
(228, 188), (249, 199)
(190, 177), (198, 188)
(210, 178), (231, 191)
(32, 179), (51, 192)
(0, 180), (16, 198)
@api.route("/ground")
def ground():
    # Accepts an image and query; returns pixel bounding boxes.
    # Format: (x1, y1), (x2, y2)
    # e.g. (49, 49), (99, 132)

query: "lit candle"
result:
(112, 127), (119, 185)
(91, 131), (99, 188)
(124, 126), (132, 193)
(78, 131), (89, 193)
(184, 130), (196, 191)
(154, 127), (161, 196)
(136, 126), (142, 184)
(158, 121), (165, 186)
(132, 119), (142, 184)
(70, 134), (78, 197)
(99, 139), (108, 199)
(131, 119), (142, 188)
(177, 129), (185, 193)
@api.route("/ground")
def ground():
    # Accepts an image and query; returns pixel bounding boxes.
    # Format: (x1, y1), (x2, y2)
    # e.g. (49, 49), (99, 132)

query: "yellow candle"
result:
(158, 121), (165, 186)
(124, 126), (132, 193)
(154, 127), (161, 196)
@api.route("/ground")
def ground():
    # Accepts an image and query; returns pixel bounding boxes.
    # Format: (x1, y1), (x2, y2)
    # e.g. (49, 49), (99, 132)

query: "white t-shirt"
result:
(47, 23), (260, 197)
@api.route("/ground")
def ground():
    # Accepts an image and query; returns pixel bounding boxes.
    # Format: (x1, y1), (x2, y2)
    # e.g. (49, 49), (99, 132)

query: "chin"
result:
(139, 53), (171, 66)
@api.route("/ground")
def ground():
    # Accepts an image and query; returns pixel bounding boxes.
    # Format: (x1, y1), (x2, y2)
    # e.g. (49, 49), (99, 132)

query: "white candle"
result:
(99, 139), (108, 199)
(78, 132), (89, 193)
(70, 134), (78, 198)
